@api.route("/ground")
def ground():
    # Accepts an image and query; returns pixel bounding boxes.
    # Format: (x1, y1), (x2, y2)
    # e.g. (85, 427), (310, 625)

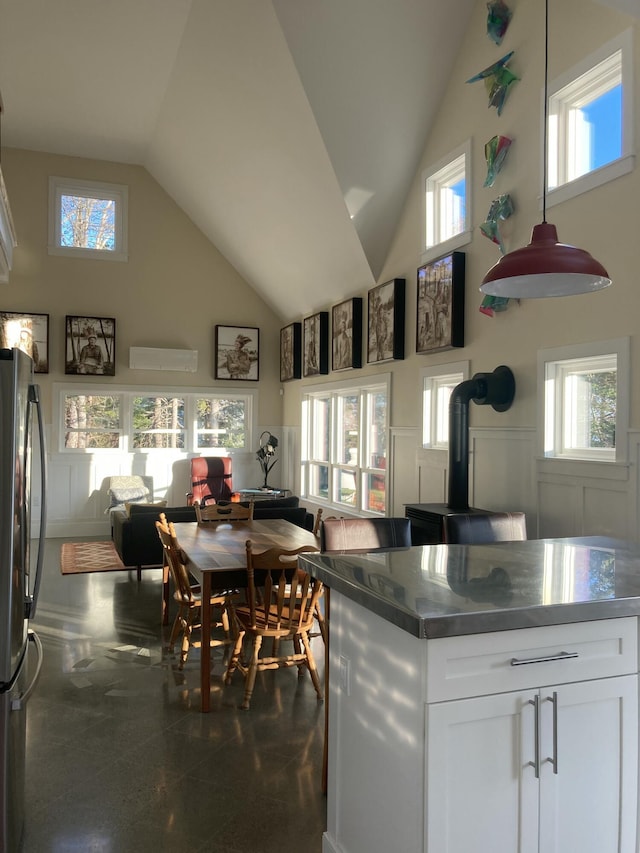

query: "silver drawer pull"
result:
(510, 650), (579, 667)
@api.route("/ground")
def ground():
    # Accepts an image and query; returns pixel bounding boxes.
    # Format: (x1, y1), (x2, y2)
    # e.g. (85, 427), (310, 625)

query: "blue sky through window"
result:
(583, 84), (622, 169)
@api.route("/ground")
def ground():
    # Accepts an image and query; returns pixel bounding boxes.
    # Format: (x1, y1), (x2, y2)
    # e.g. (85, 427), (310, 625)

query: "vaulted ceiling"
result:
(0, 0), (632, 320)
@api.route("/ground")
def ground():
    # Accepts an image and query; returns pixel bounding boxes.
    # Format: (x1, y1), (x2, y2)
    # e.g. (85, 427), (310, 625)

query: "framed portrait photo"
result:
(280, 322), (301, 382)
(367, 278), (405, 364)
(303, 312), (329, 377)
(0, 311), (49, 373)
(416, 252), (465, 354)
(332, 297), (362, 372)
(215, 325), (259, 381)
(65, 315), (115, 376)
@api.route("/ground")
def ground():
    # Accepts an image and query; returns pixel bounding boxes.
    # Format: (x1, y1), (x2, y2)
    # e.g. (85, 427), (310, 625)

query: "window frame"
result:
(48, 176), (129, 261)
(55, 383), (256, 454)
(537, 338), (629, 465)
(421, 361), (469, 449)
(301, 373), (390, 515)
(545, 29), (634, 209)
(421, 139), (472, 265)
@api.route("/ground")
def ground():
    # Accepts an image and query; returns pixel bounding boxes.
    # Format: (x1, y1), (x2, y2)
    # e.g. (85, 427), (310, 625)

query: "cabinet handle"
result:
(527, 695), (540, 779)
(510, 650), (578, 667)
(545, 691), (559, 774)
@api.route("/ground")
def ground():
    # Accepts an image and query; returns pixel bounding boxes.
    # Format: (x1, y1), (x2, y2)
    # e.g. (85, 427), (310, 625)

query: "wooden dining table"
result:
(171, 518), (320, 712)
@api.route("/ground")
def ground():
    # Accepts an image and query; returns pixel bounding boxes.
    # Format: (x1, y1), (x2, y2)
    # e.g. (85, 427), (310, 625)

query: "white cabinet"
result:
(323, 591), (639, 853)
(427, 674), (637, 853)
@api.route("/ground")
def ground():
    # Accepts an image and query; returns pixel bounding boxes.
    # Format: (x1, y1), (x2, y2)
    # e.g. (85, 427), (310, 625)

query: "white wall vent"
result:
(129, 347), (198, 372)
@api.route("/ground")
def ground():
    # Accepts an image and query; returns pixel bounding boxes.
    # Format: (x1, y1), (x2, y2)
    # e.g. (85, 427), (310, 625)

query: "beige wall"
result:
(2, 147), (284, 427)
(283, 0), (640, 528)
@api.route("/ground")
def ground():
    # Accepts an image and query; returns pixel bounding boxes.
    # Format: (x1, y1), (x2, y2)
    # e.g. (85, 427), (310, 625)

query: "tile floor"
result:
(21, 537), (327, 853)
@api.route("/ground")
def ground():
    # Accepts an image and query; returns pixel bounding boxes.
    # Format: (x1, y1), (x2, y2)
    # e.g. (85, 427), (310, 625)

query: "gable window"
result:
(48, 176), (129, 261)
(302, 376), (389, 514)
(422, 140), (471, 263)
(547, 30), (633, 207)
(422, 362), (468, 448)
(539, 338), (629, 463)
(59, 387), (254, 452)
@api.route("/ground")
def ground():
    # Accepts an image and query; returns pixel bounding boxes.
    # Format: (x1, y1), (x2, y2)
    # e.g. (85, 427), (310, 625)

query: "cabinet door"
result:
(427, 690), (539, 853)
(539, 674), (638, 853)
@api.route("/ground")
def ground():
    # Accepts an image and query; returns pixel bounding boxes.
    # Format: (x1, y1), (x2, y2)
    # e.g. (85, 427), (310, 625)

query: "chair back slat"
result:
(194, 499), (254, 523)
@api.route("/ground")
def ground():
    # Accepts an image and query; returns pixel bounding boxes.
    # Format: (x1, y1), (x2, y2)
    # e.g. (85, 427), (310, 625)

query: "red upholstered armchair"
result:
(186, 457), (233, 506)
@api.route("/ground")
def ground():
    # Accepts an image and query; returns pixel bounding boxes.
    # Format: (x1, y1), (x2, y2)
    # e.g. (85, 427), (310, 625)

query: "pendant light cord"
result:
(542, 0), (549, 223)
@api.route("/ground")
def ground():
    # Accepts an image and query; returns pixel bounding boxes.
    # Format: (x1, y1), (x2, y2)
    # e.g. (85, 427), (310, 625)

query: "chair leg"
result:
(225, 630), (245, 683)
(137, 565), (142, 582)
(168, 602), (186, 652)
(241, 635), (263, 711)
(314, 602), (327, 645)
(300, 631), (323, 701)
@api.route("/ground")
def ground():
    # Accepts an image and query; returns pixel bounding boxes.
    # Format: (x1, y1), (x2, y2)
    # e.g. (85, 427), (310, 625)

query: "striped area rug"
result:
(60, 541), (126, 575)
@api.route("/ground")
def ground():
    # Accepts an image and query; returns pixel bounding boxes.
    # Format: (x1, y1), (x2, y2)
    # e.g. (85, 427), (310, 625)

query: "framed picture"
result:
(65, 315), (115, 376)
(416, 252), (465, 354)
(0, 311), (49, 373)
(215, 325), (259, 381)
(332, 297), (362, 372)
(367, 278), (405, 364)
(280, 322), (301, 382)
(303, 312), (329, 377)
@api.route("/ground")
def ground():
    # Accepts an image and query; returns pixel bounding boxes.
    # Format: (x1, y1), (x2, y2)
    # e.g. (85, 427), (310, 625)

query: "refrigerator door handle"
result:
(26, 384), (47, 619)
(11, 631), (43, 711)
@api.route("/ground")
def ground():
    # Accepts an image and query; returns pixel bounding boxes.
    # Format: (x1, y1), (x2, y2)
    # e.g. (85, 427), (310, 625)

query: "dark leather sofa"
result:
(111, 496), (313, 571)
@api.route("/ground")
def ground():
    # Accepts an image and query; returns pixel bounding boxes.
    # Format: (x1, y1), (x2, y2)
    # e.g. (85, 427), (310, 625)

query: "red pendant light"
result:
(480, 0), (611, 299)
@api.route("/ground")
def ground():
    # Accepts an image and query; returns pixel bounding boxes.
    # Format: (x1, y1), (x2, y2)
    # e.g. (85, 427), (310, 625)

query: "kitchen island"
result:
(299, 537), (640, 853)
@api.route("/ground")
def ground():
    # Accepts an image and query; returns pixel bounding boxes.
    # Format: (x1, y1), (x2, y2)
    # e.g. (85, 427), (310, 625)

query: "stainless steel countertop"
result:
(298, 537), (640, 638)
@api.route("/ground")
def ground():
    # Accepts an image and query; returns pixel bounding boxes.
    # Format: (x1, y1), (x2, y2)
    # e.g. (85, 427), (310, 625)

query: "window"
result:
(64, 394), (121, 449)
(302, 376), (389, 514)
(59, 386), (254, 452)
(546, 30), (633, 207)
(422, 140), (471, 262)
(48, 176), (129, 261)
(539, 338), (629, 463)
(421, 362), (468, 448)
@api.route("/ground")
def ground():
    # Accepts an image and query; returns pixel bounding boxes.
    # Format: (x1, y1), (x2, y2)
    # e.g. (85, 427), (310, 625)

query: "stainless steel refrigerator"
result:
(0, 348), (46, 852)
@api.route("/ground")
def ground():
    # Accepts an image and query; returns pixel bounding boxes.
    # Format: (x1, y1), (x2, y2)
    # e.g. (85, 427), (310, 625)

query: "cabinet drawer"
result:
(426, 617), (637, 703)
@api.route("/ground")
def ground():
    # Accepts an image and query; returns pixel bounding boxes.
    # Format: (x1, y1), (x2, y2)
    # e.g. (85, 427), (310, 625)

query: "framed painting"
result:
(215, 325), (259, 381)
(0, 311), (49, 373)
(332, 297), (362, 371)
(65, 315), (115, 376)
(416, 252), (465, 354)
(280, 322), (301, 382)
(303, 312), (329, 377)
(367, 278), (405, 364)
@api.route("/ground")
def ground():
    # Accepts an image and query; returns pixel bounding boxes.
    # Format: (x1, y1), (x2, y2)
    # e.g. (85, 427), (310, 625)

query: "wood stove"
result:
(405, 365), (516, 544)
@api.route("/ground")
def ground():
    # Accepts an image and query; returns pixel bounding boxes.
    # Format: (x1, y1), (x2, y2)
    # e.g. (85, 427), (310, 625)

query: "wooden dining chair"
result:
(156, 514), (235, 669)
(225, 540), (324, 710)
(194, 499), (254, 523)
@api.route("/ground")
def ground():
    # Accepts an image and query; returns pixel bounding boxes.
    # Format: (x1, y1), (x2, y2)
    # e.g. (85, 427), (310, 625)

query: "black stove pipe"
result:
(447, 365), (516, 510)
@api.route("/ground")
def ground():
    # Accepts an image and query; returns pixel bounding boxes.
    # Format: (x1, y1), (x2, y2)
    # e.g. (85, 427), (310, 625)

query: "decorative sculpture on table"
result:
(483, 135), (512, 187)
(256, 432), (278, 490)
(466, 52), (519, 115)
(486, 0), (512, 45)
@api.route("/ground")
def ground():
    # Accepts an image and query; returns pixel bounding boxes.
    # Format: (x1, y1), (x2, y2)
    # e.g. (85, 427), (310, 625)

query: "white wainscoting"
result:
(389, 427), (420, 516)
